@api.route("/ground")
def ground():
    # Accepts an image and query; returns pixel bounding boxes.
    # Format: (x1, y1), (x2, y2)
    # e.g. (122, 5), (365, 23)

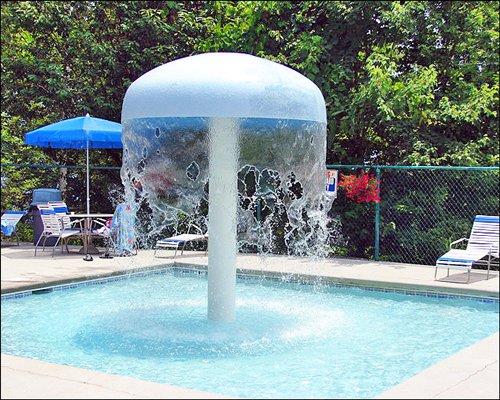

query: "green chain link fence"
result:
(1, 162), (123, 212)
(2, 163), (499, 267)
(327, 165), (499, 266)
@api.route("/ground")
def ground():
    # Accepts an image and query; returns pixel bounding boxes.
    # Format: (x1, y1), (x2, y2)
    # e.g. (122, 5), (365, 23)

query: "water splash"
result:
(73, 298), (346, 360)
(121, 117), (338, 258)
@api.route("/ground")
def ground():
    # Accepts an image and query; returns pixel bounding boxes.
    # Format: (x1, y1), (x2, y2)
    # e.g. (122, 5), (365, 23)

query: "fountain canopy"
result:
(122, 52), (326, 123)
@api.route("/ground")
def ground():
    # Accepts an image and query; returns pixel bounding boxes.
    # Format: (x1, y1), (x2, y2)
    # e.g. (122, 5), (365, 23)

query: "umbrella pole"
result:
(84, 141), (93, 261)
(86, 141), (90, 215)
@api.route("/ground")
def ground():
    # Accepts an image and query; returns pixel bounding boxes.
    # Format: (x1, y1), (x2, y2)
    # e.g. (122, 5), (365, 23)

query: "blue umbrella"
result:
(25, 113), (122, 214)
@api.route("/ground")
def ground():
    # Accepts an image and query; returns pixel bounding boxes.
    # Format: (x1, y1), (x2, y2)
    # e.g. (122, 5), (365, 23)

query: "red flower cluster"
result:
(338, 172), (381, 203)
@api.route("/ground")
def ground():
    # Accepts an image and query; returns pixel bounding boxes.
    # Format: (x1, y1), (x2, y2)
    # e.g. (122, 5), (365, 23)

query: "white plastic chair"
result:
(435, 215), (499, 282)
(34, 204), (83, 257)
(47, 201), (79, 230)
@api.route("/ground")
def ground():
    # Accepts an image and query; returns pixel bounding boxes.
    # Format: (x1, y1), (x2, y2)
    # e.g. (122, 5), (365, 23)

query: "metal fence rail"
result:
(1, 162), (122, 214)
(327, 165), (500, 265)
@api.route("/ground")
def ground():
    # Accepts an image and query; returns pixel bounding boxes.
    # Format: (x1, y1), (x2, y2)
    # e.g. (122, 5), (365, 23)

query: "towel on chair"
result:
(1, 220), (16, 236)
(111, 203), (136, 256)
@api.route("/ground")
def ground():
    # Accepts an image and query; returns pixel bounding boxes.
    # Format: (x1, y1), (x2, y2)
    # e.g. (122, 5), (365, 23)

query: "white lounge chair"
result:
(435, 215), (499, 283)
(154, 224), (208, 258)
(1, 210), (27, 245)
(34, 204), (83, 257)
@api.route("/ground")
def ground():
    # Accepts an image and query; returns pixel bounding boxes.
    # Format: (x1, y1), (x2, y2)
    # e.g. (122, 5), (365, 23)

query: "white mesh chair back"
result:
(37, 204), (62, 235)
(467, 215), (499, 256)
(48, 201), (73, 230)
(35, 204), (83, 256)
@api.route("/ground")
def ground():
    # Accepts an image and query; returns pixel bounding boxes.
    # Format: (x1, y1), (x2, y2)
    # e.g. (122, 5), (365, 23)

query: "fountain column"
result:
(207, 118), (239, 321)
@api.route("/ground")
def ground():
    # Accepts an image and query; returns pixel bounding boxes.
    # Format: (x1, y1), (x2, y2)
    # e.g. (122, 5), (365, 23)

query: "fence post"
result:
(374, 167), (381, 261)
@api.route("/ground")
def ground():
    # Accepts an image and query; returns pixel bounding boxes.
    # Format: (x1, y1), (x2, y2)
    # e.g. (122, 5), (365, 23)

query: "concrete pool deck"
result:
(1, 241), (499, 399)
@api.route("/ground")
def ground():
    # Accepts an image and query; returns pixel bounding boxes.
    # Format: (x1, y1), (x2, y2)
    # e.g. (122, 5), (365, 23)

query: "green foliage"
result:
(3, 1), (497, 169)
(378, 168), (499, 265)
(323, 1), (499, 166)
(329, 196), (377, 259)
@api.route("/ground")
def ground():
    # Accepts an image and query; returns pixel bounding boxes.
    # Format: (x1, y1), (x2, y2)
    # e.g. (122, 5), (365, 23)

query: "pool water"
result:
(1, 268), (498, 399)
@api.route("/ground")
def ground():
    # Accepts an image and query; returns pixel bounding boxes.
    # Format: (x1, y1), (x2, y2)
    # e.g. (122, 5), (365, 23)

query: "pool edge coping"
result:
(2, 262), (498, 301)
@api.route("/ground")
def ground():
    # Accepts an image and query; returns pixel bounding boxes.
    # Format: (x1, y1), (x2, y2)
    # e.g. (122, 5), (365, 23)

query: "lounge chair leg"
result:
(34, 235), (44, 256)
(52, 238), (62, 258)
(434, 266), (438, 280)
(446, 268), (450, 278)
(487, 255), (491, 280)
(41, 236), (48, 252)
(467, 270), (470, 283)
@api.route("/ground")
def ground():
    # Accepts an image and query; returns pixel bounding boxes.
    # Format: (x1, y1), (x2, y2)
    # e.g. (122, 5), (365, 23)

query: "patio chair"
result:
(92, 202), (137, 257)
(1, 210), (27, 245)
(48, 201), (79, 230)
(34, 204), (83, 257)
(435, 215), (499, 283)
(47, 201), (88, 240)
(154, 224), (208, 258)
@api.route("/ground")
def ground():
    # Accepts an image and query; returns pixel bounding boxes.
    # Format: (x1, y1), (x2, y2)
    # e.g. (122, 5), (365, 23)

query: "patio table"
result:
(69, 213), (113, 260)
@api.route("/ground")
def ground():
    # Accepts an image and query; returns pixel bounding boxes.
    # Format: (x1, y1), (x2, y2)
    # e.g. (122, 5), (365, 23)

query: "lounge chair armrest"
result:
(450, 238), (468, 248)
(488, 242), (500, 256)
(188, 224), (204, 235)
(92, 218), (106, 228)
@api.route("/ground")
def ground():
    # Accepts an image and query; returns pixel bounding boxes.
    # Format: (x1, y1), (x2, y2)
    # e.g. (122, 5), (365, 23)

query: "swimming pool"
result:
(1, 267), (498, 399)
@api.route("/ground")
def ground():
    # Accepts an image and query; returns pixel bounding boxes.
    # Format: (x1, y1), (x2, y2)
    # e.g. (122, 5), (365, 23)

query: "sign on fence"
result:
(326, 169), (338, 198)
